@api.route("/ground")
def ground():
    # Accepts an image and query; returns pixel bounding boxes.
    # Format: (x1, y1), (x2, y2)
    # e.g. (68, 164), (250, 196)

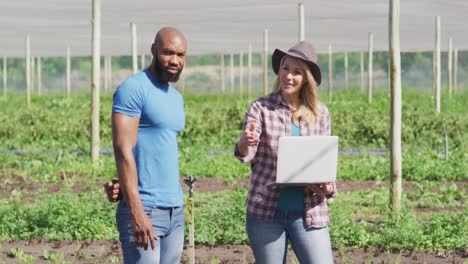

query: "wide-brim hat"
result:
(272, 41), (321, 85)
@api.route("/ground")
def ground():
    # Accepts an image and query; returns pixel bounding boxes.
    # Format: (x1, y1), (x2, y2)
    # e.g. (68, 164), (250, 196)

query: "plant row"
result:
(0, 187), (465, 250)
(1, 91), (466, 151)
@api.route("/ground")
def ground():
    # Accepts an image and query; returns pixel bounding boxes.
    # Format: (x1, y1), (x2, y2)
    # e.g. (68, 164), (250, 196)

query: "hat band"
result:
(289, 49), (309, 61)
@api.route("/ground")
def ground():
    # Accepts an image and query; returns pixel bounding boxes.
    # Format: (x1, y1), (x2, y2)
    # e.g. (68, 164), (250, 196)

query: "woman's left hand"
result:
(306, 182), (334, 197)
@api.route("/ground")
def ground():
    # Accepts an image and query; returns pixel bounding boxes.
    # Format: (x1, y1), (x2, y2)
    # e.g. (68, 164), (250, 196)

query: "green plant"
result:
(77, 251), (90, 259)
(106, 255), (122, 263)
(8, 248), (35, 264)
(43, 249), (71, 264)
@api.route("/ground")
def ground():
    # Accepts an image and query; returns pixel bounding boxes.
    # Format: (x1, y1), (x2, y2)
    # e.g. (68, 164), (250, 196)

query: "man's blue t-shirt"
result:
(112, 69), (185, 208)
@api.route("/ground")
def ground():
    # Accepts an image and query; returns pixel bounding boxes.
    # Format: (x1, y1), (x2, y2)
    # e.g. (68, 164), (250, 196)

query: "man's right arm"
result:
(112, 112), (156, 251)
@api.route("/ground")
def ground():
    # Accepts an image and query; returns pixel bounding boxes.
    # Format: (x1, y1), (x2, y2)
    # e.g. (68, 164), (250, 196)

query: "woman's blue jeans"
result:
(116, 201), (184, 264)
(246, 210), (334, 264)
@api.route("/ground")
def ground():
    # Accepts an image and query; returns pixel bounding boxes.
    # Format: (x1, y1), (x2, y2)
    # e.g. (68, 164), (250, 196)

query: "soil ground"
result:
(1, 177), (466, 263)
(0, 239), (466, 264)
(1, 175), (466, 200)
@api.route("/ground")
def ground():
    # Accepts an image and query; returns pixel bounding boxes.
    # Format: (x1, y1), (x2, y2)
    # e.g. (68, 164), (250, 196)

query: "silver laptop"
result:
(276, 136), (339, 185)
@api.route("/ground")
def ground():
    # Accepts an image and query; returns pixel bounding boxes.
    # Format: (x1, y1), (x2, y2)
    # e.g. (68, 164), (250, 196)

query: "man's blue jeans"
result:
(116, 201), (184, 264)
(246, 210), (334, 264)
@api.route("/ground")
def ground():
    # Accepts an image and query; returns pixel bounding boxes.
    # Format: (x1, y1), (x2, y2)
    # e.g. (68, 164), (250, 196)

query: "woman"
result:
(234, 41), (336, 264)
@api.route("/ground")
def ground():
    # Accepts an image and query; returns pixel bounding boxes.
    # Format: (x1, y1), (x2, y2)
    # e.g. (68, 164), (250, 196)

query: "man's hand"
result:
(132, 211), (158, 251)
(306, 182), (334, 197)
(104, 179), (122, 202)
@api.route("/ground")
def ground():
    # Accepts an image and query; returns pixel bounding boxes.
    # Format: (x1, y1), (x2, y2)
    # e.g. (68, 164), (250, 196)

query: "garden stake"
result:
(444, 126), (448, 160)
(184, 176), (197, 264)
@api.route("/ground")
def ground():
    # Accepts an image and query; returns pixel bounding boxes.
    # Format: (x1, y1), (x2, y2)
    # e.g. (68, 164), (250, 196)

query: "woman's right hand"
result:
(237, 122), (259, 156)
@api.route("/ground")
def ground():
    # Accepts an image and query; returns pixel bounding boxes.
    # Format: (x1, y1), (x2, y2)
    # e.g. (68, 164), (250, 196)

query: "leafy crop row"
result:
(1, 187), (465, 250)
(1, 91), (466, 151)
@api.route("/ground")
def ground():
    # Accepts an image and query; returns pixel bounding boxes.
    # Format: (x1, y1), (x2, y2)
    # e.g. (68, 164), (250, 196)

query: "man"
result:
(107, 27), (187, 264)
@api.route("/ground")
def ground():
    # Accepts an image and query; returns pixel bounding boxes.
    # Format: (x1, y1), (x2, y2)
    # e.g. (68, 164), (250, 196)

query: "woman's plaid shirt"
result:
(234, 93), (337, 228)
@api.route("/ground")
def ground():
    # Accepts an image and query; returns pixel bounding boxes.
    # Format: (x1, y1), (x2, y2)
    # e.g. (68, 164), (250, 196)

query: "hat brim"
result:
(272, 48), (322, 86)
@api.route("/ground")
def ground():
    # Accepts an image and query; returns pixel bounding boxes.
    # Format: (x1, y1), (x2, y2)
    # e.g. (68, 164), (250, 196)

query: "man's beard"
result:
(154, 58), (183, 83)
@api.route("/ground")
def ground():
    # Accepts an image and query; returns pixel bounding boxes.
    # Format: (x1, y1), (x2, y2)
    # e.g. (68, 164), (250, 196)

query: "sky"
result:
(0, 0), (467, 57)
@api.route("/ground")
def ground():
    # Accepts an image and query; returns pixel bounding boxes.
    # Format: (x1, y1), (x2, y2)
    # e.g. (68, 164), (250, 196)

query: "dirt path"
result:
(188, 178), (467, 194)
(1, 240), (465, 264)
(1, 175), (466, 202)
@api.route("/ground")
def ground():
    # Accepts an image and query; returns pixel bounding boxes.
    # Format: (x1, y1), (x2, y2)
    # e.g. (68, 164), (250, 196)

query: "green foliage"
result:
(326, 90), (467, 149)
(9, 248), (36, 264)
(187, 54), (222, 66)
(328, 186), (467, 250)
(407, 182), (465, 208)
(0, 192), (118, 240)
(187, 188), (248, 245)
(328, 205), (374, 247)
(0, 151), (116, 185)
(179, 145), (251, 179)
(329, 192), (467, 250)
(338, 151), (467, 181)
(43, 249), (72, 264)
(0, 92), (468, 151)
(1, 91), (466, 151)
(0, 91), (466, 183)
(107, 255), (122, 263)
(368, 210), (467, 250)
(0, 185), (465, 250)
(186, 72), (211, 84)
(0, 94), (113, 151)
(0, 90), (466, 251)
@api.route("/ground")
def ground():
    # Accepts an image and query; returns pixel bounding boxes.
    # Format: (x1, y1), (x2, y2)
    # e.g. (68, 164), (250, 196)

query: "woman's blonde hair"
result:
(271, 55), (320, 127)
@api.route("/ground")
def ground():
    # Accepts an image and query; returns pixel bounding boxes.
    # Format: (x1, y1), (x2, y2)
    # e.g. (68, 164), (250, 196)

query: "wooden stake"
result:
(230, 53), (234, 93)
(104, 56), (108, 92)
(454, 49), (458, 93)
(131, 22), (138, 74)
(220, 54), (225, 93)
(298, 2), (305, 41)
(31, 56), (35, 93)
(389, 0), (402, 216)
(141, 54), (145, 70)
(182, 59), (187, 94)
(26, 34), (31, 110)
(447, 37), (453, 98)
(108, 56), (112, 90)
(328, 44), (333, 101)
(388, 56), (391, 93)
(444, 126), (449, 160)
(67, 46), (71, 98)
(240, 51), (244, 96)
(344, 51), (348, 90)
(368, 32), (374, 104)
(37, 57), (42, 96)
(248, 43), (252, 98)
(91, 0), (101, 162)
(360, 51), (364, 92)
(263, 29), (268, 95)
(432, 47), (436, 96)
(181, 73), (185, 94)
(435, 16), (441, 113)
(3, 56), (6, 99)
